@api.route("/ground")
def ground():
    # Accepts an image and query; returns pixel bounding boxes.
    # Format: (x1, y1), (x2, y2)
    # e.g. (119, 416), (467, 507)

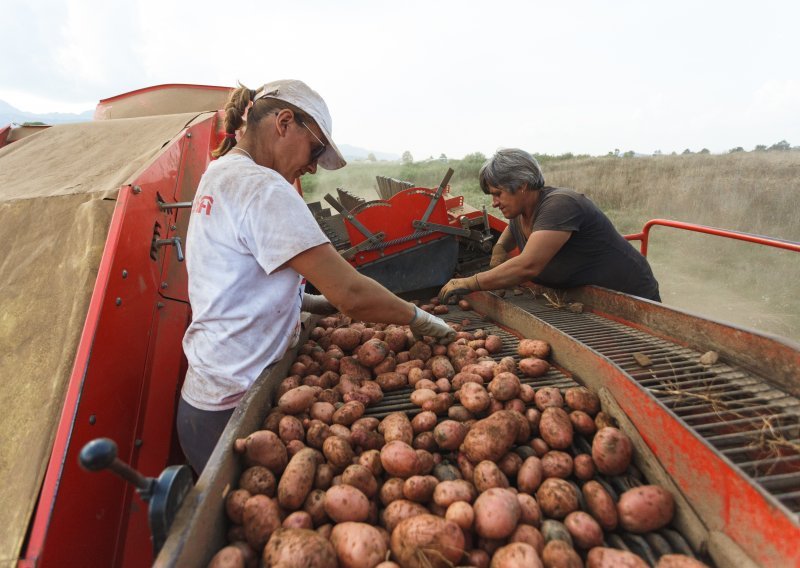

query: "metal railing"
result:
(625, 218), (800, 256)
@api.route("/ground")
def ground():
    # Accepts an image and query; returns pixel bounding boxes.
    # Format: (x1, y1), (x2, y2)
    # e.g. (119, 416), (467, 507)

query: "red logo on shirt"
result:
(194, 195), (214, 216)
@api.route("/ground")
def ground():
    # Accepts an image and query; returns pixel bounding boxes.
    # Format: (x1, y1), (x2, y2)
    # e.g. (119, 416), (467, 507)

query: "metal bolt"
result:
(115, 297), (122, 306)
(157, 302), (165, 309)
(186, 132), (192, 138)
(134, 439), (143, 448)
(89, 415), (96, 425)
(170, 225), (177, 231)
(122, 269), (128, 278)
(132, 185), (142, 194)
(161, 282), (168, 289)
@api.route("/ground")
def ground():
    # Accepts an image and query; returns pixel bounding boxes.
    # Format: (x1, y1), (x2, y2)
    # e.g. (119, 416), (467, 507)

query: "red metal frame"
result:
(20, 115), (217, 568)
(625, 218), (800, 256)
(97, 84), (232, 106)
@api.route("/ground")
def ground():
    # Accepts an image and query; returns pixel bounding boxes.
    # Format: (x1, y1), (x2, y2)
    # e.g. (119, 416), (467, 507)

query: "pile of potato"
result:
(209, 309), (708, 568)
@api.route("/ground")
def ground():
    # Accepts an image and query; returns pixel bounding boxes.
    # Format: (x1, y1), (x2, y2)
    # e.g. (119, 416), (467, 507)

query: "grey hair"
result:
(479, 148), (546, 194)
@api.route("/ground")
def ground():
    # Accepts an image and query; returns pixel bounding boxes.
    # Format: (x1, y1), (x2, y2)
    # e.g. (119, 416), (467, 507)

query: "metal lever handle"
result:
(158, 201), (193, 211)
(418, 167), (454, 225)
(156, 237), (184, 262)
(79, 438), (154, 498)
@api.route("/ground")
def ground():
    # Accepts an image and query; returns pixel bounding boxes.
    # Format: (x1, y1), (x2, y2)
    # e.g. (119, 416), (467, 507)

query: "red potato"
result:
(516, 492), (542, 527)
(376, 371), (408, 392)
(656, 555), (712, 568)
(519, 384), (536, 403)
(539, 407), (574, 450)
(410, 388), (437, 407)
(433, 420), (468, 451)
(592, 427), (633, 476)
(225, 489), (251, 525)
(569, 410), (597, 436)
(380, 499), (430, 533)
(409, 341), (433, 361)
(518, 338), (550, 359)
(242, 495), (281, 550)
(497, 452), (523, 478)
(207, 545), (252, 568)
(277, 448), (319, 510)
(413, 431), (437, 452)
(586, 547), (648, 568)
(379, 478), (406, 506)
(263, 528), (337, 568)
(491, 542), (543, 568)
(573, 454), (596, 481)
(277, 385), (318, 415)
(403, 475), (438, 503)
(473, 460), (510, 492)
(595, 411), (616, 430)
(509, 524), (544, 555)
(433, 305), (449, 315)
(618, 485), (675, 533)
(324, 484), (370, 523)
(330, 327), (362, 351)
(278, 415), (304, 444)
(458, 299), (472, 310)
(239, 466), (276, 497)
(282, 511), (313, 529)
(518, 357), (550, 377)
(530, 438), (550, 457)
(234, 430), (288, 474)
(433, 479), (478, 507)
(341, 464), (378, 498)
(285, 439), (307, 458)
(484, 335), (503, 354)
(459, 382), (491, 414)
(380, 440), (421, 478)
(384, 328), (408, 353)
(564, 386), (601, 415)
(488, 372), (521, 401)
(411, 410), (438, 433)
(391, 514), (465, 568)
(314, 464), (335, 490)
(373, 355), (396, 375)
(582, 481), (618, 531)
(541, 451), (574, 479)
(534, 386), (564, 410)
(322, 435), (355, 470)
(536, 478), (579, 519)
(451, 371), (484, 390)
(542, 540), (582, 568)
(430, 356), (456, 379)
(358, 449), (383, 477)
(310, 401), (336, 424)
(448, 405), (474, 422)
(356, 338), (389, 368)
(422, 392), (453, 415)
(330, 522), (388, 568)
(303, 489), (329, 526)
(473, 488), (520, 539)
(564, 511), (604, 549)
(461, 410), (520, 463)
(379, 412), (414, 445)
(445, 501), (474, 530)
(395, 358), (424, 375)
(339, 357), (372, 380)
(517, 456), (544, 494)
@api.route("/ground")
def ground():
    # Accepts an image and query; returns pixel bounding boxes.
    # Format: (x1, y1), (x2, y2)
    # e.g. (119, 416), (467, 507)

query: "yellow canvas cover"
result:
(0, 112), (207, 565)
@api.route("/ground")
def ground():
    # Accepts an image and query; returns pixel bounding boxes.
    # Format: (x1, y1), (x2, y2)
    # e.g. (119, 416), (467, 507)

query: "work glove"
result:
(438, 274), (481, 305)
(301, 293), (337, 315)
(409, 306), (456, 343)
(488, 242), (509, 268)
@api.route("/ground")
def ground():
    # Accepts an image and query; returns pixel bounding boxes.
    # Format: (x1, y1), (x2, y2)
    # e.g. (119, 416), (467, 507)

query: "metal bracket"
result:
(155, 237), (185, 262)
(418, 167), (454, 225)
(158, 201), (193, 211)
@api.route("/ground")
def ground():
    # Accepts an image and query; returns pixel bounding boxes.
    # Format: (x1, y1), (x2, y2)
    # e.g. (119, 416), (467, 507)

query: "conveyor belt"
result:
(502, 293), (800, 519)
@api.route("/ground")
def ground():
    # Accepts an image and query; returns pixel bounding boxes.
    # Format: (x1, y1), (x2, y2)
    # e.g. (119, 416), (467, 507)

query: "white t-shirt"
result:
(181, 154), (329, 410)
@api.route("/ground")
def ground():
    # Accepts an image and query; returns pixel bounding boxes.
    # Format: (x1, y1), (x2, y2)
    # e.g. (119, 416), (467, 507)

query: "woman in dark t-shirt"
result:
(438, 148), (660, 303)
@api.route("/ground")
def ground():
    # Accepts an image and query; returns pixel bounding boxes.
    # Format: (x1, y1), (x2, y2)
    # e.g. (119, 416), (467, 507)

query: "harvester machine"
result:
(1, 84), (799, 568)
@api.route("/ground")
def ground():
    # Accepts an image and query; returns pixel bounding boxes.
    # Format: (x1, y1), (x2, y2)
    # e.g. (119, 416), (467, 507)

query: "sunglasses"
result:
(299, 120), (327, 162)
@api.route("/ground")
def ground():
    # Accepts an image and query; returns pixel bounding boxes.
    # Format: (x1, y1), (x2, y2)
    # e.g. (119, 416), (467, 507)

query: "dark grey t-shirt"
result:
(509, 187), (660, 301)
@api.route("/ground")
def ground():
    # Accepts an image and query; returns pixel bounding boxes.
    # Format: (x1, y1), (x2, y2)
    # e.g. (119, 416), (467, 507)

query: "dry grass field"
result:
(303, 151), (800, 342)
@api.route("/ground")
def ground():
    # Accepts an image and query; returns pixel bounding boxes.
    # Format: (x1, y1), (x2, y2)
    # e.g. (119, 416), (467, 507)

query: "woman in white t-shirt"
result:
(179, 79), (454, 473)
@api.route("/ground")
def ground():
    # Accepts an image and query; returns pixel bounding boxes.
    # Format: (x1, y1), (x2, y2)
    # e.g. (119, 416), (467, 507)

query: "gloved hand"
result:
(488, 242), (509, 268)
(438, 274), (481, 304)
(409, 306), (455, 343)
(301, 293), (337, 315)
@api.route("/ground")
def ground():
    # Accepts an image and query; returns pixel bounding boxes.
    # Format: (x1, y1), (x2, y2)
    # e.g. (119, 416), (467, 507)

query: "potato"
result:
(592, 427), (633, 475)
(582, 480), (618, 531)
(448, 405), (474, 422)
(391, 514), (465, 568)
(410, 388), (437, 407)
(351, 416), (380, 432)
(324, 484), (370, 523)
(239, 466), (276, 497)
(278, 415), (304, 444)
(433, 420), (468, 451)
(207, 545), (250, 568)
(282, 510), (313, 529)
(310, 402), (336, 424)
(445, 501), (474, 530)
(564, 386), (601, 415)
(395, 358), (424, 375)
(539, 407), (573, 450)
(381, 440), (421, 478)
(656, 555), (711, 568)
(484, 335), (503, 354)
(242, 495), (281, 550)
(462, 362), (496, 381)
(516, 493), (542, 527)
(540, 519), (573, 545)
(330, 327), (362, 351)
(518, 339), (550, 359)
(385, 327), (408, 352)
(509, 524), (544, 554)
(497, 452), (523, 478)
(277, 385), (318, 415)
(322, 435), (355, 470)
(422, 392), (453, 415)
(376, 371), (408, 391)
(225, 489), (251, 525)
(339, 356), (372, 380)
(381, 499), (430, 532)
(569, 410), (597, 436)
(564, 511), (604, 549)
(329, 522), (387, 568)
(473, 488), (520, 539)
(314, 464), (335, 490)
(432, 462), (462, 482)
(459, 382), (491, 414)
(491, 542), (542, 568)
(536, 478), (579, 519)
(430, 356), (456, 379)
(235, 430), (288, 474)
(432, 479), (478, 507)
(379, 412), (414, 445)
(332, 400), (365, 426)
(618, 485), (675, 533)
(473, 460), (510, 492)
(341, 464), (378, 498)
(518, 357), (550, 378)
(595, 411), (616, 430)
(409, 340), (433, 361)
(303, 489), (329, 526)
(541, 451), (574, 479)
(542, 540), (582, 568)
(517, 456), (544, 494)
(458, 299), (472, 310)
(530, 438), (550, 457)
(374, 355), (396, 375)
(461, 410), (520, 463)
(534, 387), (563, 410)
(278, 448), (319, 510)
(403, 475), (438, 503)
(263, 528), (337, 567)
(488, 372), (521, 401)
(573, 454), (596, 481)
(413, 431), (437, 452)
(356, 338), (389, 368)
(586, 547), (648, 568)
(351, 428), (385, 451)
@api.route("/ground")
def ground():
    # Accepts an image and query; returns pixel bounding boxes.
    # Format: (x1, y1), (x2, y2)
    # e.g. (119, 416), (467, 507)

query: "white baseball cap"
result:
(254, 79), (346, 170)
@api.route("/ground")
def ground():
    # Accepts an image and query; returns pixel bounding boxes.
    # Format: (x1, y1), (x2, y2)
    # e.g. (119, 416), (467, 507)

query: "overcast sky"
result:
(2, 0), (798, 159)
